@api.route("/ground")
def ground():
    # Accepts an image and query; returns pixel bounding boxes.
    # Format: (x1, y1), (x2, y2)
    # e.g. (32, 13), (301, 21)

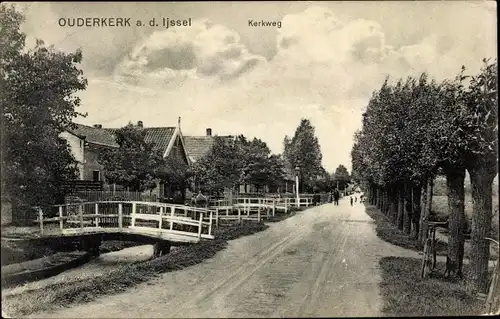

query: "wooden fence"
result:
(65, 191), (158, 203)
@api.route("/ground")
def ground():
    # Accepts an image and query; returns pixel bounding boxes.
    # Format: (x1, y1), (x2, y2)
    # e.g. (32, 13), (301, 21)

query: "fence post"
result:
(272, 200), (276, 217)
(38, 208), (44, 234)
(208, 210), (213, 237)
(59, 206), (63, 230)
(216, 207), (219, 229)
(170, 206), (174, 230)
(238, 207), (241, 224)
(95, 203), (99, 227)
(118, 203), (123, 228)
(198, 213), (203, 239)
(79, 204), (84, 229)
(159, 206), (163, 230)
(131, 202), (136, 227)
(258, 207), (261, 222)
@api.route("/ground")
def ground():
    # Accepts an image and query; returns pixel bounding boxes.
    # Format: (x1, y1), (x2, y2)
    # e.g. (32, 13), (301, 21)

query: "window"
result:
(92, 170), (100, 181)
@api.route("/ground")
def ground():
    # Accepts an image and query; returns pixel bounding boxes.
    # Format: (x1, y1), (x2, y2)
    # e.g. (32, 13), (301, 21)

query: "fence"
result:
(65, 191), (158, 203)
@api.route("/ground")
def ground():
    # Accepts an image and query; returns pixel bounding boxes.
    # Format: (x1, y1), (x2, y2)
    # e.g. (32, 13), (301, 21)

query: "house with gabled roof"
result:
(60, 118), (190, 198)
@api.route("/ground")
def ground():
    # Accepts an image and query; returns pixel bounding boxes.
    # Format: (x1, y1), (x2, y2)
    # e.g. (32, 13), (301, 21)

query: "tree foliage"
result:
(1, 5), (87, 218)
(99, 123), (166, 192)
(192, 135), (286, 195)
(283, 119), (324, 192)
(333, 165), (351, 190)
(352, 58), (498, 292)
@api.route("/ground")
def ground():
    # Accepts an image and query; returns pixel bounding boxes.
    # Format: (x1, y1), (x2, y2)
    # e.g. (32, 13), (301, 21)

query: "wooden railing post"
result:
(38, 208), (44, 234)
(118, 203), (123, 229)
(170, 206), (174, 230)
(131, 202), (136, 227)
(208, 210), (213, 237)
(258, 206), (261, 222)
(95, 203), (99, 227)
(215, 208), (219, 229)
(59, 206), (64, 230)
(238, 207), (241, 224)
(79, 204), (84, 229)
(198, 213), (203, 239)
(272, 200), (276, 217)
(159, 206), (163, 229)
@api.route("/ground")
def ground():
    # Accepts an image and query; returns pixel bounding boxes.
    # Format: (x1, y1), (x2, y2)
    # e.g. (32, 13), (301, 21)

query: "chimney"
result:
(206, 128), (212, 136)
(93, 124), (102, 129)
(137, 121), (143, 128)
(178, 117), (181, 128)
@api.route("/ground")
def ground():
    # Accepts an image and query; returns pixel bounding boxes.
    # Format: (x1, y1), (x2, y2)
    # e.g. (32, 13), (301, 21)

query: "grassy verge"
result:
(379, 256), (484, 316)
(1, 221), (269, 317)
(365, 204), (498, 260)
(364, 205), (448, 255)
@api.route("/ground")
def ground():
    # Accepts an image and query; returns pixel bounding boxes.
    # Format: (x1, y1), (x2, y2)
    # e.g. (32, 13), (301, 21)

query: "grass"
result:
(364, 205), (448, 256)
(1, 221), (269, 317)
(379, 256), (484, 316)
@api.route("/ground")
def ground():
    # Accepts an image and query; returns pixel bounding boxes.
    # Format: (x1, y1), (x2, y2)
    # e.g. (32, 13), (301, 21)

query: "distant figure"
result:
(333, 189), (340, 206)
(360, 194), (364, 203)
(350, 196), (353, 206)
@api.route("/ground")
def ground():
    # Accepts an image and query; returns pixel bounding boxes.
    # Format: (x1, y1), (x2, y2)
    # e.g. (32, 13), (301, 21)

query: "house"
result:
(61, 119), (190, 199)
(184, 128), (294, 195)
(60, 123), (119, 190)
(184, 128), (233, 194)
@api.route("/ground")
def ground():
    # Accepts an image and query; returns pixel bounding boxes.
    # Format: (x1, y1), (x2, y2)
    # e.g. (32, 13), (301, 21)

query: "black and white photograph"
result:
(1, 1), (498, 317)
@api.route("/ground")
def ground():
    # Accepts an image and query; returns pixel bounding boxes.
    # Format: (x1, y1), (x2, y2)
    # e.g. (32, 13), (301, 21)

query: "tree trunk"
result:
(412, 184), (422, 239)
(445, 166), (466, 278)
(419, 177), (434, 244)
(384, 188), (390, 216)
(468, 163), (496, 293)
(402, 184), (411, 234)
(391, 187), (398, 225)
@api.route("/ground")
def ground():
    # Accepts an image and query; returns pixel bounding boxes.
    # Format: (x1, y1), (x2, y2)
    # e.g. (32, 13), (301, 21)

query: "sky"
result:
(12, 1), (497, 172)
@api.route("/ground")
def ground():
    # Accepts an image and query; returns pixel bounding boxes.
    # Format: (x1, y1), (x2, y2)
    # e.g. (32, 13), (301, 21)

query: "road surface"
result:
(32, 197), (420, 318)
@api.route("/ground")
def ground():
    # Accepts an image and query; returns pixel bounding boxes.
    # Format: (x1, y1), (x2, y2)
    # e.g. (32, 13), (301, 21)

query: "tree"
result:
(463, 59), (498, 293)
(99, 123), (165, 192)
(283, 119), (324, 192)
(191, 136), (240, 195)
(333, 165), (351, 190)
(1, 5), (87, 221)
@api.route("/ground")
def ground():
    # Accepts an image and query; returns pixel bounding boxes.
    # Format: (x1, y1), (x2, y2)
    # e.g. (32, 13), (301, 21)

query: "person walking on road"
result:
(333, 189), (340, 206)
(350, 196), (353, 206)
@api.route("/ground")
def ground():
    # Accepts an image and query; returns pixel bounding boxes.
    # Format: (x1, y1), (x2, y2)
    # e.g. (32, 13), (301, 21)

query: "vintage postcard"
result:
(1, 1), (498, 318)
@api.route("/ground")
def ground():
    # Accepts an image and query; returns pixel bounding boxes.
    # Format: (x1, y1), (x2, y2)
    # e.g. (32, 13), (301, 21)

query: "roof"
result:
(184, 135), (233, 163)
(143, 127), (176, 153)
(104, 127), (177, 154)
(67, 123), (119, 147)
(184, 137), (216, 163)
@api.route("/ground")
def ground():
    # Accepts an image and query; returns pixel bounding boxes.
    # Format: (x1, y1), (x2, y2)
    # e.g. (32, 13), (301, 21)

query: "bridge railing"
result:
(34, 201), (215, 240)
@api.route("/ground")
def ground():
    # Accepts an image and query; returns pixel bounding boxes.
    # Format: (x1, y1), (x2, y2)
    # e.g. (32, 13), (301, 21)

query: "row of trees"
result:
(1, 5), (87, 218)
(351, 59), (498, 293)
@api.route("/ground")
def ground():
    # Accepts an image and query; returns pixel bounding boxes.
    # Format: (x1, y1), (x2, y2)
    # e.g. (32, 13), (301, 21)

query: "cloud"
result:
(71, 5), (495, 172)
(113, 19), (266, 86)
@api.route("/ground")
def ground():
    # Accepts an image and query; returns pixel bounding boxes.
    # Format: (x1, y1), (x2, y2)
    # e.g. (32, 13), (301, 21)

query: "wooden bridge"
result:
(29, 196), (314, 256)
(34, 201), (216, 244)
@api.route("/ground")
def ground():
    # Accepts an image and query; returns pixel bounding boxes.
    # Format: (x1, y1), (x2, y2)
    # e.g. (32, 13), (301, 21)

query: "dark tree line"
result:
(351, 59), (498, 293)
(1, 5), (87, 221)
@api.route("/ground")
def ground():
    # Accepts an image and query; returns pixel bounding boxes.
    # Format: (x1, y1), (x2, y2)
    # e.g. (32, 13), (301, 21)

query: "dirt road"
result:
(32, 198), (420, 318)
